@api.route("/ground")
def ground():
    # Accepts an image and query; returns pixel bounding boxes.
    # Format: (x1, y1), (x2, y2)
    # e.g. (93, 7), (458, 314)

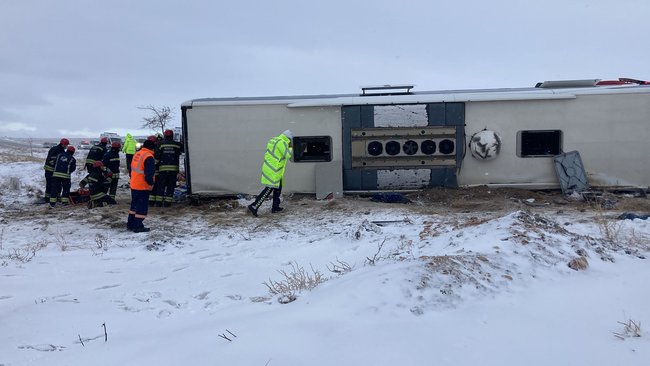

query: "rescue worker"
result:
(49, 145), (76, 207)
(85, 137), (109, 170)
(102, 141), (121, 201)
(155, 129), (183, 207)
(248, 130), (293, 217)
(122, 133), (137, 176)
(148, 134), (162, 207)
(43, 138), (69, 202)
(80, 161), (116, 208)
(127, 139), (156, 232)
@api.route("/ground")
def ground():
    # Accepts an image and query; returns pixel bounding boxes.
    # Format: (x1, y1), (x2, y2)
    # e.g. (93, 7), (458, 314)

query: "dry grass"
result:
(263, 261), (325, 302)
(0, 151), (42, 164)
(568, 256), (589, 271)
(613, 319), (642, 340)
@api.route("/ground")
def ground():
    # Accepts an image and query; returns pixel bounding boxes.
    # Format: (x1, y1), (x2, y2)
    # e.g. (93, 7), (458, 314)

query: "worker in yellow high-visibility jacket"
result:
(248, 130), (293, 217)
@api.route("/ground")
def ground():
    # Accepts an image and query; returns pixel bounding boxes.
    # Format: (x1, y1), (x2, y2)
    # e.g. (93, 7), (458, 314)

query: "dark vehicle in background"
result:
(41, 141), (58, 148)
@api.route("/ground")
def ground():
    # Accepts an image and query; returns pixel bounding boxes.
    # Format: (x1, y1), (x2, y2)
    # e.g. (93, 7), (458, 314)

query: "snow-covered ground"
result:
(1, 137), (649, 366)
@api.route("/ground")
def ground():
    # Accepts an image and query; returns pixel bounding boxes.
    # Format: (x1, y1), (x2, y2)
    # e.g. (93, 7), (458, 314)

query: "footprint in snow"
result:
(143, 277), (167, 283)
(194, 291), (210, 300)
(18, 344), (66, 352)
(0, 295), (13, 300)
(94, 284), (121, 290)
(163, 299), (188, 309)
(157, 309), (172, 318)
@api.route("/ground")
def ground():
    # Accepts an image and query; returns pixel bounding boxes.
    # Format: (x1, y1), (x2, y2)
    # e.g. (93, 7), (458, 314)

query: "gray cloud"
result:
(1, 0), (649, 137)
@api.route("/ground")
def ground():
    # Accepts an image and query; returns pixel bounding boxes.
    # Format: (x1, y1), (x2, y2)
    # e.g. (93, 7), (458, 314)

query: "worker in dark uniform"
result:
(127, 139), (156, 232)
(102, 141), (121, 201)
(85, 137), (109, 171)
(148, 135), (162, 207)
(155, 129), (183, 207)
(80, 161), (116, 208)
(43, 138), (69, 203)
(49, 145), (76, 207)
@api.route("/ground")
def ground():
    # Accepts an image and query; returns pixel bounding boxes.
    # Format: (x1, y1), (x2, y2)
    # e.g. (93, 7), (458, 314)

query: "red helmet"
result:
(92, 161), (103, 168)
(111, 141), (121, 149)
(60, 138), (70, 146)
(164, 129), (173, 137)
(67, 146), (76, 154)
(147, 135), (157, 142)
(100, 137), (109, 144)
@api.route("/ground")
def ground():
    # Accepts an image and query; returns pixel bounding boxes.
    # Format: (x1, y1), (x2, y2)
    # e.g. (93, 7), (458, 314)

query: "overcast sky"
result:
(1, 0), (649, 138)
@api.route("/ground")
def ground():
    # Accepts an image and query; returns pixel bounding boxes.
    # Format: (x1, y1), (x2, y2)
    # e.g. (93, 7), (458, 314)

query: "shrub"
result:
(263, 261), (325, 302)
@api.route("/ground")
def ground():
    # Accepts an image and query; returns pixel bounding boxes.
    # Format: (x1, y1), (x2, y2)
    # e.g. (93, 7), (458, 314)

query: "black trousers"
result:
(49, 177), (71, 205)
(156, 171), (177, 204)
(125, 154), (133, 176)
(128, 189), (150, 229)
(251, 181), (282, 210)
(108, 176), (118, 199)
(44, 171), (53, 200)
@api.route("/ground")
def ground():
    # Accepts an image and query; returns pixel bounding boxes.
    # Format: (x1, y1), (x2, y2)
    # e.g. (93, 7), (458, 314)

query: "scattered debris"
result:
(370, 193), (411, 204)
(218, 329), (237, 342)
(617, 212), (650, 220)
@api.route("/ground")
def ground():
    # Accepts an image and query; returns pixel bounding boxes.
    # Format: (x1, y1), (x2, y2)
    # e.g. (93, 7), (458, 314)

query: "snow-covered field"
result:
(1, 137), (649, 366)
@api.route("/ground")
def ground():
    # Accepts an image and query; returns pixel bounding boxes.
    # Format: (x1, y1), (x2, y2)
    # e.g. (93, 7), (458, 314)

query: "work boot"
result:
(155, 201), (163, 207)
(271, 207), (284, 213)
(247, 204), (258, 217)
(132, 226), (151, 233)
(163, 201), (171, 207)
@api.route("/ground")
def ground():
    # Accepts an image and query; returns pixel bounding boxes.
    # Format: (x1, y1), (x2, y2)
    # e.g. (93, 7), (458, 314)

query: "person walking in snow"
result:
(247, 130), (293, 217)
(122, 133), (137, 176)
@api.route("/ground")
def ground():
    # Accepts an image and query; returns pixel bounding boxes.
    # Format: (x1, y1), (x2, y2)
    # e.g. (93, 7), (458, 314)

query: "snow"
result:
(1, 140), (649, 366)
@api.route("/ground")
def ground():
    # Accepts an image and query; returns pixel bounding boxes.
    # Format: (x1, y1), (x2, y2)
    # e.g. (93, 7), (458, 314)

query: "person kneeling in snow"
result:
(80, 161), (117, 208)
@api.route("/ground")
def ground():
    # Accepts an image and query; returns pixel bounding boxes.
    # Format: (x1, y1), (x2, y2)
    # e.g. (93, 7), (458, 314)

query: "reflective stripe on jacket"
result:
(130, 148), (155, 190)
(52, 152), (76, 179)
(85, 143), (107, 166)
(156, 138), (183, 172)
(260, 133), (292, 188)
(44, 144), (65, 172)
(102, 149), (121, 179)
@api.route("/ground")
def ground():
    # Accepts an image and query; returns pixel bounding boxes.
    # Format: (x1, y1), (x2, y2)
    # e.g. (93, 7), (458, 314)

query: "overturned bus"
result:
(181, 78), (650, 199)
